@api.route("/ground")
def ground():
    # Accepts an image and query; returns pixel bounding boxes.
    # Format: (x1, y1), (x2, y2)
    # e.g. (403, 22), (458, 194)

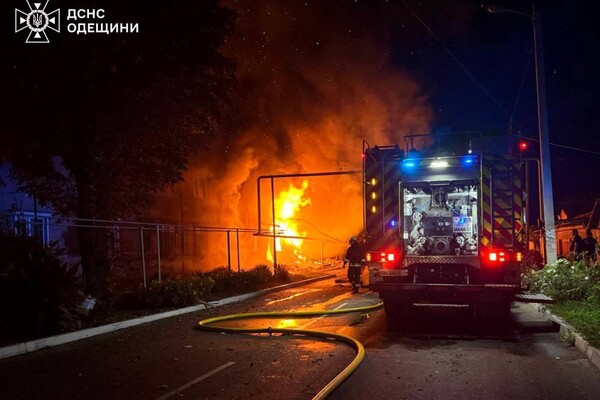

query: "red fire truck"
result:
(364, 134), (536, 320)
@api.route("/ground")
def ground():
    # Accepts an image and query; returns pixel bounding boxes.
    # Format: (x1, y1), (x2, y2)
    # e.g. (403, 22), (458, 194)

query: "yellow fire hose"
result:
(196, 302), (384, 400)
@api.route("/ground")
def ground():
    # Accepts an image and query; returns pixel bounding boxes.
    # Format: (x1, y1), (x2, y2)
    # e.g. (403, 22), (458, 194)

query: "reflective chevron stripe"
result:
(365, 158), (401, 250)
(481, 154), (524, 251)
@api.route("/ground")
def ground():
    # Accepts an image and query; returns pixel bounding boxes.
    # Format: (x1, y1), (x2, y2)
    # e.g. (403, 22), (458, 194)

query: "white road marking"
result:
(299, 303), (348, 329)
(154, 361), (236, 400)
(361, 290), (372, 297)
(265, 289), (322, 305)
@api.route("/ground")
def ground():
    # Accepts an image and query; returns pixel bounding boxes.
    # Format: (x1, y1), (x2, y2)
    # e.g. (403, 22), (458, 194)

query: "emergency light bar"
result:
(430, 160), (449, 168)
(401, 155), (479, 171)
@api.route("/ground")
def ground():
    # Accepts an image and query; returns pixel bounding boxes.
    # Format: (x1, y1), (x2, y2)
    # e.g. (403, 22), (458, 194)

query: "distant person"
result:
(582, 230), (598, 264)
(569, 229), (583, 260)
(343, 237), (365, 294)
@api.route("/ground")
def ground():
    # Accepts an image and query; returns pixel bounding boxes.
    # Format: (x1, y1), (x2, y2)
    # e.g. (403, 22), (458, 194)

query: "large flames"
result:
(266, 180), (311, 263)
(167, 0), (434, 272)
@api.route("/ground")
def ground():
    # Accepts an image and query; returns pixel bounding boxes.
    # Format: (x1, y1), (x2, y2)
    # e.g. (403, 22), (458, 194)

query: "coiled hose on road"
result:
(196, 302), (384, 400)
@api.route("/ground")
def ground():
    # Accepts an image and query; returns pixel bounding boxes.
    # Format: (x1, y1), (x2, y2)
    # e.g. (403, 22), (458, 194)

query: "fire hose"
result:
(196, 301), (384, 400)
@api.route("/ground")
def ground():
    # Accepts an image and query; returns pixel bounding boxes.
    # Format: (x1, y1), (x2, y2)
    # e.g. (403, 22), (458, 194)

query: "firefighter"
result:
(582, 230), (598, 265)
(569, 229), (583, 260)
(343, 237), (365, 294)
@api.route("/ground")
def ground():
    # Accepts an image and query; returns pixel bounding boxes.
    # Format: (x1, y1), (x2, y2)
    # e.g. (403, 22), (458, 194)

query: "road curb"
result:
(0, 273), (337, 361)
(527, 303), (600, 371)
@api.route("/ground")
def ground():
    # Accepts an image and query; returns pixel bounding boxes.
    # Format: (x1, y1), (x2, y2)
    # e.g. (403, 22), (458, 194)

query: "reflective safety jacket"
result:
(344, 243), (365, 266)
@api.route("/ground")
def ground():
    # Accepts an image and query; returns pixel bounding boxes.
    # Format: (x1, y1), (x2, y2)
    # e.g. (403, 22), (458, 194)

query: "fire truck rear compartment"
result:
(372, 282), (517, 320)
(363, 139), (526, 321)
(411, 263), (474, 284)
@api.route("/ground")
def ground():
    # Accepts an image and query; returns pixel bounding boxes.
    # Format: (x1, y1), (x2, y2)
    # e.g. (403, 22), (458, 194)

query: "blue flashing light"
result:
(390, 219), (396, 227)
(462, 155), (476, 167)
(401, 158), (418, 171)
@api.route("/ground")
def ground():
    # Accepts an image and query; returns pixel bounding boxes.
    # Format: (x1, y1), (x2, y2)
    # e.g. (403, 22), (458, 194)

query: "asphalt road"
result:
(1, 270), (599, 400)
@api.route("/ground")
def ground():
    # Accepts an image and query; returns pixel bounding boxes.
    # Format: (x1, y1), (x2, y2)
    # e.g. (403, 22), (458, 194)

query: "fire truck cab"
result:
(364, 135), (525, 320)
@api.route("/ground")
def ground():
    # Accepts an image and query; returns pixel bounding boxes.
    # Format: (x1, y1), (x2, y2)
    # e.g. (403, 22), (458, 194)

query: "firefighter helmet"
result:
(349, 236), (358, 244)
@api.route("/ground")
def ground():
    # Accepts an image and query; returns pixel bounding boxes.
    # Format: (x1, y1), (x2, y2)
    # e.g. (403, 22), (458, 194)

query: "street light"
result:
(486, 4), (557, 263)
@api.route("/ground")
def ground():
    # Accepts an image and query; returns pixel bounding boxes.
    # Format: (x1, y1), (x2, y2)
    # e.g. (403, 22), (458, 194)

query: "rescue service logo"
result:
(14, 2), (140, 44)
(15, 0), (60, 44)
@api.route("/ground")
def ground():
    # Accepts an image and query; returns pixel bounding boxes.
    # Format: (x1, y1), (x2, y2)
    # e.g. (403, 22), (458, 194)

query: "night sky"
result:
(3, 0), (599, 219)
(224, 0), (600, 218)
(380, 0), (600, 216)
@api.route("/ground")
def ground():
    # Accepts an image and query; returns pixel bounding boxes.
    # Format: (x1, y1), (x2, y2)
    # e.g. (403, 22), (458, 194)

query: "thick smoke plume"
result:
(184, 0), (433, 270)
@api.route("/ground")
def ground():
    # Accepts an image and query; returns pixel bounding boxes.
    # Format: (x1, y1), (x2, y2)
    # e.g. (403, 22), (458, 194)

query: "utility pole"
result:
(486, 4), (557, 263)
(532, 5), (557, 263)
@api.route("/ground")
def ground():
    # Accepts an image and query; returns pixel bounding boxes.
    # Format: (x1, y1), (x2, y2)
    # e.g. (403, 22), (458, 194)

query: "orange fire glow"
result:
(162, 0), (434, 273)
(266, 180), (311, 263)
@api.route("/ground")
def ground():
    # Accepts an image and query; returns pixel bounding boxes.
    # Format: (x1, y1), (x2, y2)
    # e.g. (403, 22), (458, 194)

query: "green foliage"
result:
(2, 0), (235, 296)
(117, 275), (215, 310)
(117, 265), (293, 310)
(273, 264), (291, 283)
(5, 0), (235, 218)
(203, 265), (274, 296)
(521, 249), (545, 273)
(0, 235), (81, 338)
(523, 258), (600, 348)
(249, 264), (274, 285)
(523, 258), (600, 303)
(552, 301), (600, 348)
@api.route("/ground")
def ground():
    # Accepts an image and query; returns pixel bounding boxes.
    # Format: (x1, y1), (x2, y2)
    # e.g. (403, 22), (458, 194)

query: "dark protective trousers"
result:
(347, 265), (362, 290)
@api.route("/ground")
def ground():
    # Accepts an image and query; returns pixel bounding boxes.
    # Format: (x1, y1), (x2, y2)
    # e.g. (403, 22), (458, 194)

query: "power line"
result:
(400, 1), (599, 159)
(509, 45), (533, 133)
(550, 142), (600, 156)
(516, 134), (600, 156)
(400, 0), (510, 116)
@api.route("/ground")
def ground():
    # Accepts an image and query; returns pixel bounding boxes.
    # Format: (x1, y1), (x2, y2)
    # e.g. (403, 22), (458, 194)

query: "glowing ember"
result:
(267, 180), (311, 263)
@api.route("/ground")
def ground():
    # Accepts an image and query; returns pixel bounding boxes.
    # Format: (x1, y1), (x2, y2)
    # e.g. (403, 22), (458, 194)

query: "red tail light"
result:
(365, 251), (398, 263)
(485, 249), (519, 265)
(488, 251), (506, 262)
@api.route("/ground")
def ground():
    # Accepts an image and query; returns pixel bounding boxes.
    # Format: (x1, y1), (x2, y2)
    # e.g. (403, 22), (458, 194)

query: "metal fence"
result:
(0, 212), (344, 290)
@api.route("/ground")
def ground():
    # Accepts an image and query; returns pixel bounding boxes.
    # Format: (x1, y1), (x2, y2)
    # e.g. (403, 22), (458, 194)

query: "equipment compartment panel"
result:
(403, 183), (478, 256)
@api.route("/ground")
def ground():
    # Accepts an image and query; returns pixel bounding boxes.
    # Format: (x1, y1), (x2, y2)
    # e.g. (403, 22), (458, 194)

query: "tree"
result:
(1, 0), (235, 296)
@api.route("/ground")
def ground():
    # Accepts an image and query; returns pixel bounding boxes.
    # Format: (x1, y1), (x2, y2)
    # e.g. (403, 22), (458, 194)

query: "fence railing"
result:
(0, 213), (345, 290)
